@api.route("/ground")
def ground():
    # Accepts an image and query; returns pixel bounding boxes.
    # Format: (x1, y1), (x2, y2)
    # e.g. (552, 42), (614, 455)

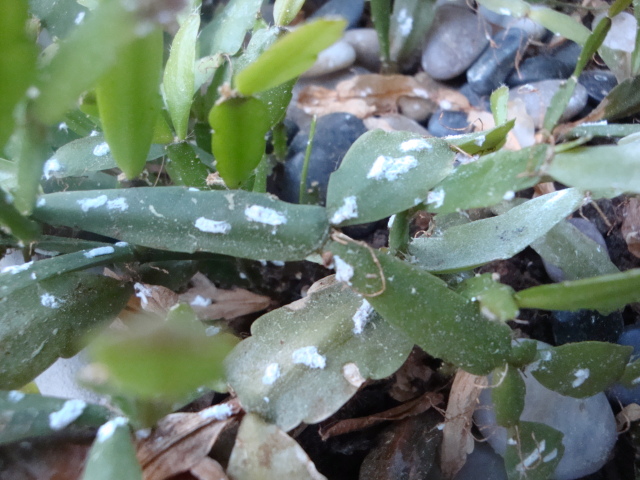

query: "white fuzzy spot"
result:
(499, 7), (511, 15)
(26, 86), (40, 99)
(135, 428), (151, 440)
(77, 195), (108, 212)
(516, 440), (546, 472)
(107, 197), (128, 212)
(262, 363), (281, 385)
(84, 246), (115, 258)
(330, 196), (358, 224)
(543, 448), (558, 463)
(190, 295), (211, 307)
(89, 130), (99, 137)
(426, 189), (445, 208)
(352, 299), (374, 334)
(43, 158), (63, 180)
(92, 142), (110, 157)
(195, 217), (231, 234)
(74, 11), (86, 24)
(503, 190), (515, 201)
(37, 197), (46, 207)
(263, 396), (270, 403)
(400, 138), (432, 152)
(343, 363), (365, 387)
(292, 346), (326, 369)
(96, 417), (128, 442)
(199, 403), (233, 420)
(397, 8), (413, 37)
(148, 205), (164, 218)
(115, 242), (129, 247)
(1, 261), (33, 275)
(58, 122), (69, 133)
(367, 155), (418, 181)
(41, 293), (63, 308)
(244, 205), (287, 226)
(7, 390), (25, 403)
(507, 437), (518, 445)
(205, 326), (220, 336)
(387, 214), (396, 229)
(572, 368), (590, 388)
(473, 134), (486, 147)
(333, 255), (354, 285)
(188, 187), (199, 191)
(439, 99), (452, 110)
(134, 282), (153, 306)
(48, 399), (86, 430)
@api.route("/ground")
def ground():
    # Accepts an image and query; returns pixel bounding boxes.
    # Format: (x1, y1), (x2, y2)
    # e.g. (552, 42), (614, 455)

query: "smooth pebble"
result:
(310, 0), (364, 29)
(301, 39), (356, 78)
(478, 5), (547, 40)
(343, 28), (381, 72)
(363, 114), (431, 135)
(507, 55), (575, 87)
(609, 326), (640, 405)
(552, 309), (624, 345)
(428, 109), (470, 137)
(578, 69), (618, 103)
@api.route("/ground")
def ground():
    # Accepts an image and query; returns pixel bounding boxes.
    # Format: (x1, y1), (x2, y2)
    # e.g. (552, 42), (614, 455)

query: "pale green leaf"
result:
(273, 0), (305, 26)
(505, 422), (564, 480)
(82, 418), (141, 480)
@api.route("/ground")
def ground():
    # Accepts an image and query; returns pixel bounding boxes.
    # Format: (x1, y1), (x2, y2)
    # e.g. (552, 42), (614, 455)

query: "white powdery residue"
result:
(503, 190), (515, 201)
(244, 205), (287, 226)
(36, 197), (46, 207)
(77, 195), (108, 212)
(516, 440), (546, 473)
(134, 282), (153, 306)
(333, 255), (354, 285)
(92, 142), (110, 157)
(42, 158), (63, 180)
(148, 205), (164, 218)
(367, 155), (418, 182)
(330, 196), (358, 224)
(507, 437), (518, 445)
(96, 417), (128, 443)
(439, 99), (452, 110)
(397, 8), (413, 37)
(632, 376), (640, 385)
(263, 396), (270, 403)
(572, 368), (590, 388)
(270, 260), (285, 267)
(499, 8), (511, 15)
(426, 189), (445, 208)
(188, 187), (200, 192)
(1, 261), (33, 275)
(205, 326), (220, 336)
(352, 299), (374, 334)
(292, 346), (326, 369)
(262, 363), (281, 385)
(7, 390), (25, 403)
(115, 241), (129, 247)
(190, 295), (211, 307)
(107, 197), (128, 212)
(84, 246), (115, 258)
(473, 134), (486, 147)
(388, 214), (396, 229)
(194, 217), (231, 234)
(89, 130), (99, 137)
(48, 399), (87, 430)
(543, 448), (558, 463)
(199, 403), (233, 420)
(400, 138), (432, 152)
(41, 293), (63, 309)
(74, 11), (85, 24)
(58, 122), (69, 133)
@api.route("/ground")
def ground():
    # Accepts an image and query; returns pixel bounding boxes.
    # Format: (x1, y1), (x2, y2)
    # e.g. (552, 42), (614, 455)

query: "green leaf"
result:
(602, 75), (640, 120)
(389, 0), (435, 66)
(273, 0), (305, 26)
(33, 188), (329, 261)
(326, 131), (454, 226)
(34, 0), (138, 123)
(82, 417), (141, 480)
(234, 19), (347, 96)
(0, 272), (131, 389)
(0, 2), (37, 149)
(475, 0), (530, 17)
(96, 29), (163, 179)
(227, 414), (326, 480)
(530, 220), (619, 281)
(455, 274), (519, 322)
(504, 421), (564, 480)
(225, 277), (412, 431)
(165, 142), (211, 188)
(0, 242), (135, 298)
(90, 309), (238, 399)
(577, 16), (611, 74)
(444, 120), (515, 156)
(490, 86), (509, 126)
(426, 144), (548, 214)
(325, 240), (512, 375)
(199, 0), (264, 57)
(209, 96), (271, 188)
(0, 391), (111, 445)
(529, 342), (632, 398)
(515, 268), (640, 313)
(164, 13), (200, 140)
(565, 122), (640, 139)
(409, 189), (585, 273)
(527, 7), (590, 44)
(548, 142), (640, 195)
(491, 365), (525, 427)
(29, 0), (89, 39)
(543, 76), (579, 132)
(0, 187), (40, 245)
(619, 358), (640, 388)
(370, 0), (392, 65)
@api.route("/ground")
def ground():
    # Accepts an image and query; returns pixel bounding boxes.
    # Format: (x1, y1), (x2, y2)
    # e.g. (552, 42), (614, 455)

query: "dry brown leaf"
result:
(621, 197), (640, 258)
(190, 457), (229, 480)
(440, 370), (487, 479)
(389, 348), (435, 402)
(136, 399), (241, 480)
(616, 403), (640, 431)
(0, 439), (90, 480)
(179, 272), (271, 320)
(319, 391), (443, 440)
(133, 282), (180, 316)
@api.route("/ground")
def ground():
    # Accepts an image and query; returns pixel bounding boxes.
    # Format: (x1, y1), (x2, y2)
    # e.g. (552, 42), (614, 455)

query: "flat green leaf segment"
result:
(44, 135), (164, 179)
(426, 144), (548, 214)
(410, 189), (585, 272)
(273, 0), (305, 26)
(0, 242), (135, 298)
(235, 19), (347, 95)
(225, 277), (413, 431)
(33, 188), (329, 261)
(529, 342), (632, 398)
(82, 418), (141, 480)
(515, 268), (640, 313)
(0, 272), (131, 389)
(327, 131), (454, 226)
(325, 241), (512, 375)
(549, 141), (640, 195)
(505, 422), (564, 480)
(446, 120), (515, 156)
(200, 0), (264, 58)
(0, 391), (111, 445)
(491, 366), (525, 427)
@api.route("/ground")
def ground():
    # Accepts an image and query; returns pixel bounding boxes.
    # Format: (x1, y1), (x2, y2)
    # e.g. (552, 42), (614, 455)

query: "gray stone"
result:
(506, 55), (575, 87)
(421, 5), (489, 80)
(301, 39), (356, 78)
(609, 326), (640, 406)
(398, 95), (433, 122)
(475, 341), (618, 480)
(364, 114), (431, 136)
(428, 109), (470, 137)
(343, 28), (381, 72)
(310, 0), (364, 29)
(467, 28), (528, 95)
(578, 69), (618, 103)
(595, 11), (637, 52)
(454, 442), (507, 480)
(478, 5), (547, 40)
(508, 79), (588, 128)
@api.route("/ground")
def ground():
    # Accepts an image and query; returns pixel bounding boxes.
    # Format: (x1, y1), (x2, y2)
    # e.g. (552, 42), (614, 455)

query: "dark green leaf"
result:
(491, 365), (525, 427)
(0, 187), (40, 245)
(504, 422), (564, 480)
(165, 142), (211, 188)
(602, 75), (640, 120)
(445, 120), (515, 156)
(455, 274), (519, 322)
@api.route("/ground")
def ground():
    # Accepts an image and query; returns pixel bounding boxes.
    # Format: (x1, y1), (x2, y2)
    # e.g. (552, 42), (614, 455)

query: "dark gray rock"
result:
(477, 5), (547, 40)
(427, 109), (470, 137)
(310, 0), (364, 29)
(506, 55), (575, 87)
(578, 70), (618, 103)
(551, 309), (624, 345)
(459, 83), (490, 111)
(547, 40), (582, 73)
(609, 327), (640, 406)
(467, 28), (528, 95)
(454, 442), (507, 480)
(421, 5), (489, 80)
